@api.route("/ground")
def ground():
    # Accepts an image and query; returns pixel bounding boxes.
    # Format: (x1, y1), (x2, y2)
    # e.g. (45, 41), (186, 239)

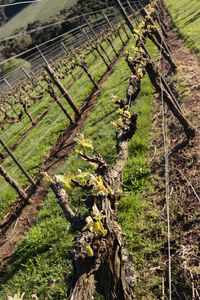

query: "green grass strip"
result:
(165, 0), (200, 57)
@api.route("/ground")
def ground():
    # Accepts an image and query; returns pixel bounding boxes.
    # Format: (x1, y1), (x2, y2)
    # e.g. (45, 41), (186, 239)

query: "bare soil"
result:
(147, 7), (200, 299)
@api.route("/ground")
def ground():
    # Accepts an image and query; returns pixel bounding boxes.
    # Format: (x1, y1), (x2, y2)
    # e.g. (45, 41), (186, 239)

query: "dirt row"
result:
(146, 7), (200, 298)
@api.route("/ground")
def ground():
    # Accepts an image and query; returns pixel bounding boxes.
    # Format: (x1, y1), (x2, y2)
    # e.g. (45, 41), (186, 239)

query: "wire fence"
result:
(0, 1), (154, 195)
(0, 9), (122, 91)
(0, 0), (150, 93)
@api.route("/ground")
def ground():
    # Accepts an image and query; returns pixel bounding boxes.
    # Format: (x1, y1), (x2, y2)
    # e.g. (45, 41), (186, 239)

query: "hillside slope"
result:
(0, 0), (111, 61)
(0, 1), (199, 299)
(0, 0), (77, 38)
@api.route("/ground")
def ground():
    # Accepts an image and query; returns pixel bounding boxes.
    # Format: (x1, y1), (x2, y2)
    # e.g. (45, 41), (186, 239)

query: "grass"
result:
(0, 0), (78, 39)
(0, 37), (165, 299)
(0, 91), (55, 147)
(173, 64), (189, 103)
(0, 29), (128, 222)
(165, 0), (200, 57)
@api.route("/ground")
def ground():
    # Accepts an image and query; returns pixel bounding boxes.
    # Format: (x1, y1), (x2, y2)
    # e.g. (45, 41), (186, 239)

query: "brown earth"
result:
(145, 7), (200, 299)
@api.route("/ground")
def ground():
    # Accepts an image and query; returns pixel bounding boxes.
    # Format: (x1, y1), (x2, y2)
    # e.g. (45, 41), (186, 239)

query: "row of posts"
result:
(3, 0), (186, 201)
(0, 7), (129, 194)
(1, 0), (193, 198)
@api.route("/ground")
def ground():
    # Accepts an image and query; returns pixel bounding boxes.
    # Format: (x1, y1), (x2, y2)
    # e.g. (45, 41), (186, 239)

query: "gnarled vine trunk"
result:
(50, 109), (137, 299)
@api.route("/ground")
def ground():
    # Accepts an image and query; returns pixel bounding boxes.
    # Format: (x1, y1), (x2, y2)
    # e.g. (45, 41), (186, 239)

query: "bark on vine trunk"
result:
(145, 60), (195, 139)
(79, 63), (98, 89)
(50, 107), (137, 299)
(45, 65), (80, 117)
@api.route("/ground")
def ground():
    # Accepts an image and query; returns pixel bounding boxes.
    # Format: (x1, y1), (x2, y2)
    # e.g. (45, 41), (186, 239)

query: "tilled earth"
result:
(147, 7), (200, 299)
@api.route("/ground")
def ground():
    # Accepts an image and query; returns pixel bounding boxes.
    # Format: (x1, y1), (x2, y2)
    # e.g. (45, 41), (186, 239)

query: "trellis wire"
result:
(0, 12), (123, 90)
(157, 7), (172, 299)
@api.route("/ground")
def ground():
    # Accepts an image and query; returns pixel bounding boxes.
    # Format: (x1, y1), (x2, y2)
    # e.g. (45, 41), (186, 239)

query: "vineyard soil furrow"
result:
(142, 4), (200, 297)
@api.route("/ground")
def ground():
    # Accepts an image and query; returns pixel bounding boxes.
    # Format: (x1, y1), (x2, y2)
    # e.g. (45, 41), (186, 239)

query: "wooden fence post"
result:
(47, 86), (74, 124)
(0, 137), (36, 185)
(60, 45), (76, 80)
(114, 0), (136, 32)
(105, 11), (126, 46)
(45, 65), (80, 117)
(81, 28), (98, 59)
(81, 27), (90, 41)
(107, 37), (118, 57)
(21, 66), (35, 88)
(82, 14), (112, 64)
(104, 13), (114, 29)
(4, 78), (12, 93)
(0, 164), (27, 200)
(37, 46), (80, 118)
(95, 45), (111, 70)
(127, 0), (140, 25)
(61, 41), (69, 55)
(78, 63), (98, 88)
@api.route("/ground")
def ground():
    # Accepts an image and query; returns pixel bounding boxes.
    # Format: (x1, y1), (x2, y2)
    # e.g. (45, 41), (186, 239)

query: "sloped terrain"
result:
(0, 0), (77, 38)
(0, 0), (199, 299)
